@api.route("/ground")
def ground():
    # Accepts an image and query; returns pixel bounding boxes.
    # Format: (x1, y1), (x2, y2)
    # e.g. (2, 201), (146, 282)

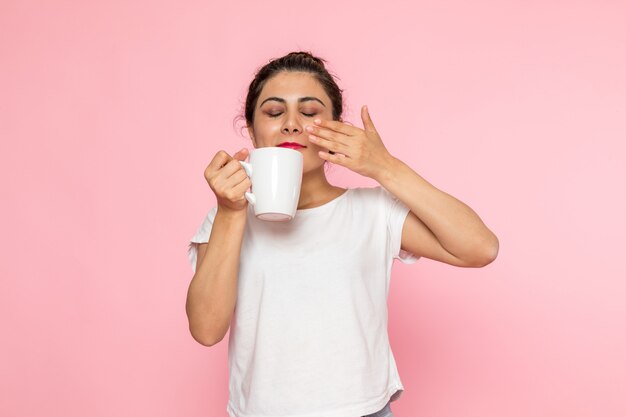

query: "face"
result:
(247, 71), (335, 174)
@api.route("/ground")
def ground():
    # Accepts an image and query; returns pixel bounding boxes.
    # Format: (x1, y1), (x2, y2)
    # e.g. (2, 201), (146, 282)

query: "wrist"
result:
(374, 153), (401, 184)
(216, 204), (248, 220)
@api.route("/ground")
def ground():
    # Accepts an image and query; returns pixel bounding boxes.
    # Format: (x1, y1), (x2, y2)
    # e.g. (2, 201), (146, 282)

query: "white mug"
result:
(239, 147), (303, 221)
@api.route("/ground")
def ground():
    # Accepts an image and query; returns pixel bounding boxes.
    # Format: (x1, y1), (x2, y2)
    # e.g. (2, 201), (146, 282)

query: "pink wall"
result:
(2, 1), (625, 416)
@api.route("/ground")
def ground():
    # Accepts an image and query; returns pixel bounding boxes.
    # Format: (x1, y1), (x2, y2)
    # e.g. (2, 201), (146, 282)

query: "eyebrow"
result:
(259, 96), (326, 107)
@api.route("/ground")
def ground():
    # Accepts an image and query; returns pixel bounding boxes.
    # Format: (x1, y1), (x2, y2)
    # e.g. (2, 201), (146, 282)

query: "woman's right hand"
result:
(204, 148), (251, 213)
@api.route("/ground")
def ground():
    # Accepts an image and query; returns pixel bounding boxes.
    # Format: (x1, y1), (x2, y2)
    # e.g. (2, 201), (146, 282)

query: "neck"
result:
(297, 165), (342, 209)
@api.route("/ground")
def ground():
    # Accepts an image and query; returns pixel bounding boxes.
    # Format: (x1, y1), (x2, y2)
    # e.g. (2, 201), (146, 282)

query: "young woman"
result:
(186, 51), (499, 417)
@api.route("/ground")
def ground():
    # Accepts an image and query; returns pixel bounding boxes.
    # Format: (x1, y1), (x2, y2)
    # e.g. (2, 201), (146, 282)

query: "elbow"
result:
(458, 233), (499, 268)
(473, 234), (499, 267)
(186, 300), (229, 347)
(188, 323), (226, 347)
(200, 337), (223, 348)
(191, 329), (224, 347)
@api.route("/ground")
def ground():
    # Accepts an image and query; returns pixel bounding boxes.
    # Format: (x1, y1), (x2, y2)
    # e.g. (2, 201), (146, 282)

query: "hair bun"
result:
(286, 51), (326, 68)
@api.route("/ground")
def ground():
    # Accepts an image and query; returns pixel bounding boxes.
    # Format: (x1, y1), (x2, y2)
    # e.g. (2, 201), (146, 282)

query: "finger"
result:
(317, 149), (350, 166)
(313, 118), (361, 136)
(307, 126), (350, 146)
(231, 175), (252, 198)
(220, 158), (246, 178)
(208, 150), (232, 171)
(308, 134), (349, 155)
(215, 166), (248, 198)
(361, 105), (377, 132)
(232, 147), (249, 161)
(225, 167), (248, 183)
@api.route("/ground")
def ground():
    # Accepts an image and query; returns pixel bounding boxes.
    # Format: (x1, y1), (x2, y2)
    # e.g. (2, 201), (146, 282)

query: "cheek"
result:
(253, 122), (281, 144)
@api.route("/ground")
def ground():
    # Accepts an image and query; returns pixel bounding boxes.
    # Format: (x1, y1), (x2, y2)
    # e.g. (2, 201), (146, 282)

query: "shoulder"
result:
(347, 186), (385, 200)
(348, 186), (392, 206)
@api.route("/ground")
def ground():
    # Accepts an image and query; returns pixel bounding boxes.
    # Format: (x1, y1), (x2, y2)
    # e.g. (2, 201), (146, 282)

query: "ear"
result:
(247, 126), (256, 146)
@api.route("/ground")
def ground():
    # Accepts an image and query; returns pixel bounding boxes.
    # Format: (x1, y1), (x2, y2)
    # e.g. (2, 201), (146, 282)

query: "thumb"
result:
(233, 147), (249, 161)
(361, 105), (377, 132)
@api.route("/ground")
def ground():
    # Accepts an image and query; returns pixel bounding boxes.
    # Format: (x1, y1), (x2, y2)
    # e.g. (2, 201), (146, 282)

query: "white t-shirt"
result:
(187, 186), (419, 417)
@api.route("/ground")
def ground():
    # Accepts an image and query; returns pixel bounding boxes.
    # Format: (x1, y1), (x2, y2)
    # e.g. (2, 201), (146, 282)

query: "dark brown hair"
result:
(243, 51), (344, 126)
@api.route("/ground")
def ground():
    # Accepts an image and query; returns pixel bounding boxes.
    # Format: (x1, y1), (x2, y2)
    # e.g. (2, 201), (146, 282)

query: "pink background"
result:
(2, 1), (625, 416)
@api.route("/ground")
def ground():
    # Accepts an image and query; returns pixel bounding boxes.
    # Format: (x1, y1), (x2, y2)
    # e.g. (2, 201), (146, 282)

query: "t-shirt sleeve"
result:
(187, 207), (218, 274)
(380, 187), (420, 264)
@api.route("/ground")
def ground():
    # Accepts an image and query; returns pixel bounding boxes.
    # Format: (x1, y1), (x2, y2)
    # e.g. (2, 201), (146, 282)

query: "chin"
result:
(302, 161), (326, 174)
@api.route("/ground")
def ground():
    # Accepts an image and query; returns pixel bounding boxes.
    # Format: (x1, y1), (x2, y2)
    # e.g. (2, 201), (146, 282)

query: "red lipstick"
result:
(277, 142), (306, 150)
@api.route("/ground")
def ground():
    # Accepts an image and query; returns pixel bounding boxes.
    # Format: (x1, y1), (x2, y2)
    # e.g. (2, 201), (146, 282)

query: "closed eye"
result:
(268, 112), (317, 118)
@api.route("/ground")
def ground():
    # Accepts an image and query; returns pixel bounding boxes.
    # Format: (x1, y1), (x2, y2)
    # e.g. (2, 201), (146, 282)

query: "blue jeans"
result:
(361, 400), (394, 417)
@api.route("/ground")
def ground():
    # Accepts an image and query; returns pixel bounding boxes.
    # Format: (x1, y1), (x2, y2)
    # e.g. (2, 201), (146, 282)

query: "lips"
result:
(277, 142), (306, 150)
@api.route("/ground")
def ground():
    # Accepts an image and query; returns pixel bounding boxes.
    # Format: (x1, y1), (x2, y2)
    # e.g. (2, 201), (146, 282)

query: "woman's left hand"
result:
(306, 105), (396, 179)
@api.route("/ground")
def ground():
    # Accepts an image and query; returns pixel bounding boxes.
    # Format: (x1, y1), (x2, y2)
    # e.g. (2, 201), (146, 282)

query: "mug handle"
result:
(238, 160), (256, 206)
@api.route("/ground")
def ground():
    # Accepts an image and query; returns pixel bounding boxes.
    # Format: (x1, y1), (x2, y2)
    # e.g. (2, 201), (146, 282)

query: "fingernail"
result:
(314, 118), (321, 124)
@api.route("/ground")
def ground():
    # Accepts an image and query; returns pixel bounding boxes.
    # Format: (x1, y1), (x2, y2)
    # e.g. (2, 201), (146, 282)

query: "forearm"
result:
(186, 207), (246, 346)
(376, 155), (499, 264)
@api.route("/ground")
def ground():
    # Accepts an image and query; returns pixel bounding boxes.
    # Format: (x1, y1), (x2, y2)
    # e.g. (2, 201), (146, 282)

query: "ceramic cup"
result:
(239, 147), (303, 221)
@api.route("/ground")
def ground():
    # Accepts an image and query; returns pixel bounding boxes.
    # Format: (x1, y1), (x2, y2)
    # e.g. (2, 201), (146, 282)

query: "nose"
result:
(281, 113), (302, 135)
